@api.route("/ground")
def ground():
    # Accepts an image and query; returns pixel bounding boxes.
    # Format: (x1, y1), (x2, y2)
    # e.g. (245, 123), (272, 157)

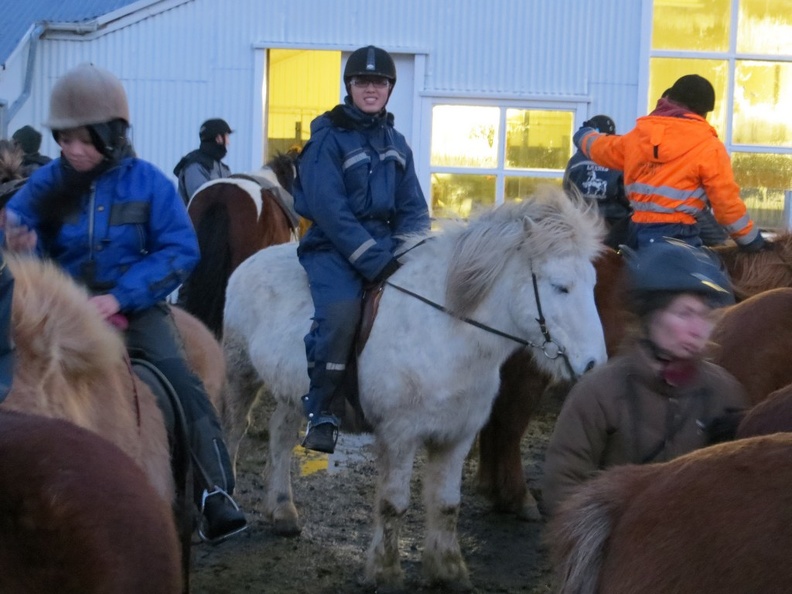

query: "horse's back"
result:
(552, 435), (792, 594)
(737, 382), (792, 438)
(0, 410), (181, 594)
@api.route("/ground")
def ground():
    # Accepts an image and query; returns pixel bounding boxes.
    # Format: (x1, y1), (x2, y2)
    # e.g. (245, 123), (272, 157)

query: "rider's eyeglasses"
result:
(350, 76), (391, 89)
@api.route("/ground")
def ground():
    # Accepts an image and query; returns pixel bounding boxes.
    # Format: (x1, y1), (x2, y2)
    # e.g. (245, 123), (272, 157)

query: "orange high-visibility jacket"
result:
(576, 114), (759, 246)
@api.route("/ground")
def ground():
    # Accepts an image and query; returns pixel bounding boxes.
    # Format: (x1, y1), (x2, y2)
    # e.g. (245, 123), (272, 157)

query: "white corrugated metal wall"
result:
(4, 0), (646, 188)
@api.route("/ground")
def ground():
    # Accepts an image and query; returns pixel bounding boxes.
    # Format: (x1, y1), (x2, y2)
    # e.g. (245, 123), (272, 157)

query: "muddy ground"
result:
(190, 387), (567, 594)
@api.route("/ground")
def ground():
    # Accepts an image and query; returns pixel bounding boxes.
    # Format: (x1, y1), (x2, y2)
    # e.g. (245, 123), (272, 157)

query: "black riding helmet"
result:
(343, 45), (397, 100)
(583, 115), (616, 135)
(626, 238), (734, 317)
(344, 45), (396, 83)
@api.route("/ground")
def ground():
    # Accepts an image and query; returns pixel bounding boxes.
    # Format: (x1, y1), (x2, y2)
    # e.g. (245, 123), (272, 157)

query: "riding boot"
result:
(155, 357), (247, 543)
(301, 362), (344, 454)
(0, 258), (15, 403)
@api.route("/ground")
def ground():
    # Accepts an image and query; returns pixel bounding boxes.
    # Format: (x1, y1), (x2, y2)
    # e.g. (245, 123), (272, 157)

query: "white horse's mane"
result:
(445, 185), (605, 317)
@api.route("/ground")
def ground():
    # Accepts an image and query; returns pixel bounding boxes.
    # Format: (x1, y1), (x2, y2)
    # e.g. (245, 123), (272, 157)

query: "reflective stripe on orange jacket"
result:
(577, 111), (759, 246)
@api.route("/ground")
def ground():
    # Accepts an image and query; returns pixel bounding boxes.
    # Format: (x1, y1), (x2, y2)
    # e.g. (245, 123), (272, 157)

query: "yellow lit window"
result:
(266, 49), (340, 160)
(431, 173), (495, 219)
(505, 176), (563, 202)
(733, 61), (792, 147)
(430, 106), (500, 168)
(505, 109), (572, 170)
(733, 153), (792, 229)
(430, 104), (574, 218)
(652, 0), (731, 52)
(737, 0), (792, 54)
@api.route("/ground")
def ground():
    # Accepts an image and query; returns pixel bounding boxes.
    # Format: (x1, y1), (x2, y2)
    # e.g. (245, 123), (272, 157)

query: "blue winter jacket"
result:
(7, 157), (199, 312)
(294, 98), (430, 282)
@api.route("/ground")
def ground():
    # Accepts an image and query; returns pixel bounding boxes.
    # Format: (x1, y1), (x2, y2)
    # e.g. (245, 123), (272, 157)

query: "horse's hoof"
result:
(362, 562), (404, 591)
(272, 517), (301, 536)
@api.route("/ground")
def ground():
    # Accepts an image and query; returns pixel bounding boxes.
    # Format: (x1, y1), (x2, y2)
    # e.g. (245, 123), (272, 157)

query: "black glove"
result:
(373, 258), (401, 284)
(739, 233), (773, 253)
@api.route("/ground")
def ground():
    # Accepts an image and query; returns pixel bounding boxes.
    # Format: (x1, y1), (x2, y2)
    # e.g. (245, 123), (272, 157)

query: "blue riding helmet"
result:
(626, 238), (735, 308)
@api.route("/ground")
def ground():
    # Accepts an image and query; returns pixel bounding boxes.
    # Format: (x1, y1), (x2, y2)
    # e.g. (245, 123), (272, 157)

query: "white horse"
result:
(221, 186), (608, 589)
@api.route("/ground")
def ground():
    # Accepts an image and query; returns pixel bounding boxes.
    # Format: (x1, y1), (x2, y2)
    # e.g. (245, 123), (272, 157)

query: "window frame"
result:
(641, 0), (792, 228)
(424, 96), (588, 209)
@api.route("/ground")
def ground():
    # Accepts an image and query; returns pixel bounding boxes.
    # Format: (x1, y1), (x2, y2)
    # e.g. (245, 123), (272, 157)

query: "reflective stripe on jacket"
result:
(576, 111), (759, 245)
(294, 100), (430, 282)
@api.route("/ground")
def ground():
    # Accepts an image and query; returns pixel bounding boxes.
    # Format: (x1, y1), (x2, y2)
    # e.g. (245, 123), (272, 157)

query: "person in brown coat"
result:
(541, 239), (747, 516)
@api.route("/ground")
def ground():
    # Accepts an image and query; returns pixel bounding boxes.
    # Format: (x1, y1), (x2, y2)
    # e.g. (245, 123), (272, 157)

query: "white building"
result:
(2, 0), (791, 225)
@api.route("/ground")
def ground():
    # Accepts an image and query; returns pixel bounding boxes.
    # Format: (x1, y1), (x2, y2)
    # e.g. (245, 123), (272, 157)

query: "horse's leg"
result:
(364, 437), (419, 588)
(477, 351), (547, 520)
(264, 397), (302, 535)
(421, 436), (476, 590)
(221, 330), (264, 475)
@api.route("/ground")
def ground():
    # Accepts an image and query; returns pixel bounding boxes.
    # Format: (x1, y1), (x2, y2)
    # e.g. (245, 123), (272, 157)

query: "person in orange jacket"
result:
(573, 74), (768, 251)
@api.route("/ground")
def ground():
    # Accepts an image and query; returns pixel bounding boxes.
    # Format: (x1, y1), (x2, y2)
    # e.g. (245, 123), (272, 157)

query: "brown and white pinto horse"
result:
(549, 433), (792, 594)
(478, 237), (792, 519)
(181, 153), (300, 337)
(0, 409), (181, 594)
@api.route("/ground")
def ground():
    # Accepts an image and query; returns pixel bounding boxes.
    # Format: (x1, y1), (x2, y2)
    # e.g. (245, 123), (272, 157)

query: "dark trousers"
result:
(299, 250), (362, 420)
(124, 303), (235, 498)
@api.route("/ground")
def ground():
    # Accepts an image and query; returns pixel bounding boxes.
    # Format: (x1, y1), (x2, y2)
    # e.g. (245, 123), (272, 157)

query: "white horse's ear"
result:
(522, 215), (537, 234)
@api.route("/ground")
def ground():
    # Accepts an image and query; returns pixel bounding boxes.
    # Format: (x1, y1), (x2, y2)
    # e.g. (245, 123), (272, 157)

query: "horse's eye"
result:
(553, 284), (570, 294)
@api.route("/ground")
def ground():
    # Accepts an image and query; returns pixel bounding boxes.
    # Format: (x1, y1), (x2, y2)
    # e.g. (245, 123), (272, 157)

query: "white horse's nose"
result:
(583, 359), (598, 374)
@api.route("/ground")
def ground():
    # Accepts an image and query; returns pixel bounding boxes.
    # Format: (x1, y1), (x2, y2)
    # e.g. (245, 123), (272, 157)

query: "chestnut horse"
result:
(0, 409), (181, 594)
(0, 254), (226, 505)
(479, 235), (792, 519)
(737, 382), (792, 438)
(181, 153), (299, 337)
(549, 433), (792, 594)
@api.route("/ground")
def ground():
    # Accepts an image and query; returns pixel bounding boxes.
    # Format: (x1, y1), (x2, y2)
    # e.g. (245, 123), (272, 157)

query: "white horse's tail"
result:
(548, 465), (650, 594)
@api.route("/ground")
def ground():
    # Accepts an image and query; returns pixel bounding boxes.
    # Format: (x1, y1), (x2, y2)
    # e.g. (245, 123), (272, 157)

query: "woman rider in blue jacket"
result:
(5, 63), (246, 543)
(294, 46), (431, 453)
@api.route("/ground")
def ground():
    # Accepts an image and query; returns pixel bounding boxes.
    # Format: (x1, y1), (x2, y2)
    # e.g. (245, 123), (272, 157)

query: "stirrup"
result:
(197, 487), (248, 544)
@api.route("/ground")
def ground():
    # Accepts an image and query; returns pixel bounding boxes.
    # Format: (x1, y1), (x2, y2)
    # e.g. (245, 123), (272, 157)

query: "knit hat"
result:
(199, 118), (233, 142)
(12, 125), (42, 154)
(666, 75), (715, 116)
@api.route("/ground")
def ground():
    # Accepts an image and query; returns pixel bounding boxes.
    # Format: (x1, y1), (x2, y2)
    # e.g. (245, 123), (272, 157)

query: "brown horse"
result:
(0, 409), (181, 594)
(478, 239), (792, 519)
(710, 287), (792, 405)
(181, 153), (299, 337)
(0, 254), (226, 506)
(737, 382), (792, 438)
(549, 433), (792, 594)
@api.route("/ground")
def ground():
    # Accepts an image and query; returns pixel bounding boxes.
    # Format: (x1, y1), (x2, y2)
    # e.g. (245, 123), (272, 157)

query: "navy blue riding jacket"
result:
(294, 98), (430, 281)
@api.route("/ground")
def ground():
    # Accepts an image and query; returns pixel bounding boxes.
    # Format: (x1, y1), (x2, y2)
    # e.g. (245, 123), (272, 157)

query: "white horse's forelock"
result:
(446, 186), (605, 317)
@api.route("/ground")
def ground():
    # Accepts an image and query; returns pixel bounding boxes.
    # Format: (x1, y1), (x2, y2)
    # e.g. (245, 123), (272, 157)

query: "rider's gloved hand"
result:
(739, 233), (773, 252)
(572, 126), (597, 151)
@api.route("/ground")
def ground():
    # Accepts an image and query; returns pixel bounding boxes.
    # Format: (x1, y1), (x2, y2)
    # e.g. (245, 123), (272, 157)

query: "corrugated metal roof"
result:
(0, 0), (141, 66)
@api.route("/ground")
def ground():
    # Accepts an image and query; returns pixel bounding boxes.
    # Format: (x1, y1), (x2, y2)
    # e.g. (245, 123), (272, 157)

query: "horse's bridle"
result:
(385, 271), (578, 380)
